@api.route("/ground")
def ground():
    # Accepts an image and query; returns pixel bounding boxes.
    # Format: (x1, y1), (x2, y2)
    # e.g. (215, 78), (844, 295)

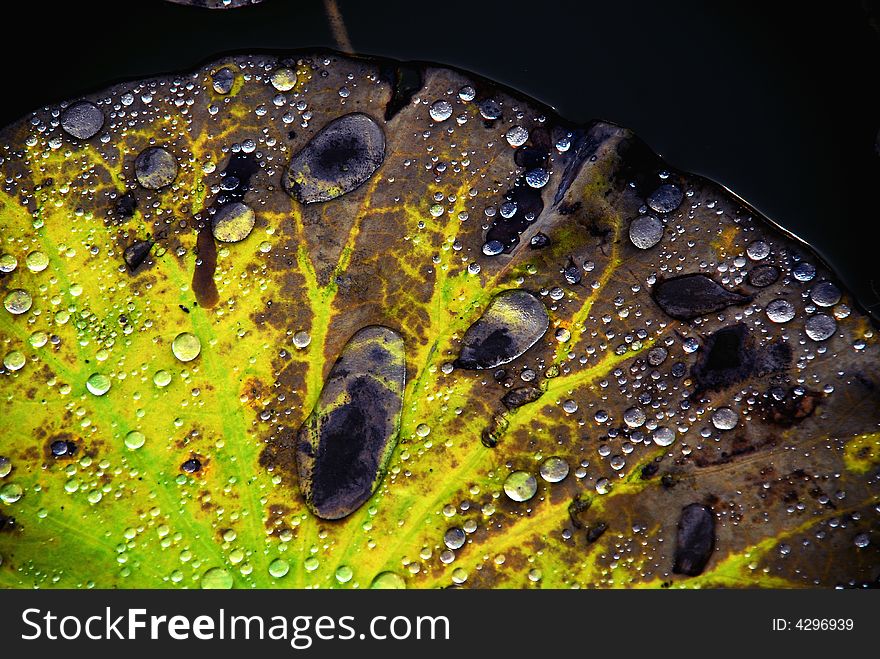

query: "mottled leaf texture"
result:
(0, 53), (877, 589)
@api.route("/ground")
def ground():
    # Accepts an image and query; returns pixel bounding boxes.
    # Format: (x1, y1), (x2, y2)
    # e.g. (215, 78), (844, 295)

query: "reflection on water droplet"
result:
(623, 407), (646, 428)
(370, 571), (406, 589)
(4, 289), (32, 315)
(212, 67), (235, 94)
(444, 527), (466, 550)
(201, 567), (233, 589)
(124, 431), (146, 450)
(652, 426), (676, 447)
(415, 423), (431, 437)
(172, 333), (201, 362)
(505, 125), (529, 147)
(153, 370), (172, 387)
(503, 471), (537, 502)
(629, 215), (663, 249)
(429, 99), (453, 122)
(711, 407), (739, 431)
(0, 483), (23, 504)
(854, 533), (870, 548)
(0, 254), (16, 273)
(746, 240), (770, 260)
(3, 351), (25, 371)
(539, 456), (569, 483)
(810, 281), (841, 307)
(268, 558), (290, 578)
(0, 457), (10, 478)
(805, 313), (836, 341)
(562, 399), (578, 414)
(26, 252), (48, 272)
(86, 373), (111, 396)
(304, 556), (319, 572)
(271, 68), (297, 92)
(595, 478), (611, 495)
(335, 565), (353, 583)
(793, 262), (816, 282)
(766, 299), (795, 323)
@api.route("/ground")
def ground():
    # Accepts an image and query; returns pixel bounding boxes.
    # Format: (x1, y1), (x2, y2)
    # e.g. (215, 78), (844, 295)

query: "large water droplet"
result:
(503, 471), (537, 502)
(172, 333), (202, 362)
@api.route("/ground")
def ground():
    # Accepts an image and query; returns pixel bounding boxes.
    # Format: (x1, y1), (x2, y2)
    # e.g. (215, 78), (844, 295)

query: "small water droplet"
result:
(539, 456), (569, 483)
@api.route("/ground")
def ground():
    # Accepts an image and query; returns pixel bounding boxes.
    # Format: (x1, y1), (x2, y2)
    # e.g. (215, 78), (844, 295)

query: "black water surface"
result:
(4, 0), (878, 313)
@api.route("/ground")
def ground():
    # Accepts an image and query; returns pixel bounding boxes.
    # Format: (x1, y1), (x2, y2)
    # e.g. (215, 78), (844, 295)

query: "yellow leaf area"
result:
(1, 53), (878, 590)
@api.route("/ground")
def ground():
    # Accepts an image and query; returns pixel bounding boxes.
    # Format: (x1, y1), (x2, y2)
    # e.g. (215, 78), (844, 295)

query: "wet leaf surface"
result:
(0, 52), (878, 589)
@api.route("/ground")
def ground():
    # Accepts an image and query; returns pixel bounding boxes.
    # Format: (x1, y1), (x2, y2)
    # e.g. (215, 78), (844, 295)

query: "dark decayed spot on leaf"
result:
(748, 265), (780, 288)
(284, 113), (385, 204)
(165, 0), (263, 7)
(134, 147), (178, 190)
(586, 522), (608, 543)
(59, 101), (103, 140)
(455, 289), (549, 369)
(691, 324), (754, 391)
(0, 512), (14, 533)
(567, 497), (591, 529)
(760, 387), (822, 427)
(123, 240), (153, 272)
(219, 153), (259, 204)
(502, 386), (543, 410)
(381, 63), (423, 121)
(640, 462), (660, 479)
(480, 413), (509, 448)
(114, 192), (137, 219)
(296, 326), (405, 520)
(673, 504), (716, 577)
(652, 273), (752, 321)
(192, 229), (219, 308)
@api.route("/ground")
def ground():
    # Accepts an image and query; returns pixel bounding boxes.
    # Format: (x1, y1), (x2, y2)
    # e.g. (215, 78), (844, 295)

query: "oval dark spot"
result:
(296, 326), (406, 520)
(652, 273), (751, 321)
(60, 101), (104, 139)
(181, 458), (202, 473)
(135, 147), (178, 190)
(115, 192), (137, 219)
(748, 265), (780, 288)
(284, 113), (385, 204)
(502, 386), (543, 410)
(455, 289), (549, 370)
(672, 503), (716, 576)
(123, 240), (153, 272)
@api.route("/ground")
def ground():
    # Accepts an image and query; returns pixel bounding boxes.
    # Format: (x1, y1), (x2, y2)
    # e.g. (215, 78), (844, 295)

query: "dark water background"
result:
(4, 0), (878, 316)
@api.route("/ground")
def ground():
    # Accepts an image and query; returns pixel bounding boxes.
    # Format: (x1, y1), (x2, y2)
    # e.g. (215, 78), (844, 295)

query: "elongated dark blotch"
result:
(652, 273), (751, 321)
(296, 326), (406, 520)
(673, 503), (716, 576)
(455, 289), (549, 370)
(284, 113), (385, 204)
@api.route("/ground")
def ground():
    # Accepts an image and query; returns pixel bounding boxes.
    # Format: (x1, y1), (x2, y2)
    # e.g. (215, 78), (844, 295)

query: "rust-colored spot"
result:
(192, 228), (219, 308)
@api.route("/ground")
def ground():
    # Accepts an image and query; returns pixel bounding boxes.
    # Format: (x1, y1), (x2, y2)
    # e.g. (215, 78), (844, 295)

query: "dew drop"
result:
(711, 407), (739, 431)
(172, 333), (202, 362)
(201, 567), (233, 589)
(4, 289), (32, 315)
(539, 456), (569, 483)
(503, 471), (537, 502)
(370, 571), (406, 589)
(805, 313), (836, 342)
(765, 299), (795, 323)
(268, 558), (290, 578)
(628, 215), (664, 249)
(429, 99), (453, 122)
(86, 373), (111, 396)
(124, 431), (146, 450)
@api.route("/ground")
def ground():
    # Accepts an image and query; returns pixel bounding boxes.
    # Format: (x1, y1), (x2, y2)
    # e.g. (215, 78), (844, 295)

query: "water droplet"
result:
(647, 184), (683, 213)
(0, 483), (23, 504)
(86, 373), (111, 396)
(562, 399), (578, 414)
(429, 99), (453, 122)
(854, 533), (870, 548)
(124, 431), (146, 450)
(746, 240), (770, 260)
(271, 68), (298, 91)
(293, 330), (311, 349)
(595, 478), (611, 495)
(212, 67), (235, 94)
(201, 567), (233, 589)
(4, 289), (32, 315)
(0, 254), (16, 273)
(505, 125), (529, 147)
(793, 262), (816, 282)
(0, 457), (10, 478)
(623, 407), (646, 428)
(810, 282), (841, 307)
(478, 99), (502, 120)
(135, 147), (178, 189)
(153, 370), (172, 387)
(765, 299), (795, 323)
(711, 407), (739, 431)
(172, 332), (202, 362)
(482, 240), (503, 256)
(539, 456), (569, 483)
(503, 471), (537, 502)
(458, 86), (476, 102)
(268, 558), (290, 578)
(648, 346), (668, 366)
(444, 527), (466, 550)
(652, 426), (676, 447)
(25, 252), (49, 273)
(335, 565), (353, 583)
(748, 265), (779, 288)
(415, 423), (431, 438)
(629, 215), (664, 249)
(60, 101), (104, 139)
(3, 351), (25, 372)
(285, 113), (385, 204)
(805, 314), (836, 341)
(212, 202), (255, 243)
(370, 571), (406, 589)
(525, 168), (549, 188)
